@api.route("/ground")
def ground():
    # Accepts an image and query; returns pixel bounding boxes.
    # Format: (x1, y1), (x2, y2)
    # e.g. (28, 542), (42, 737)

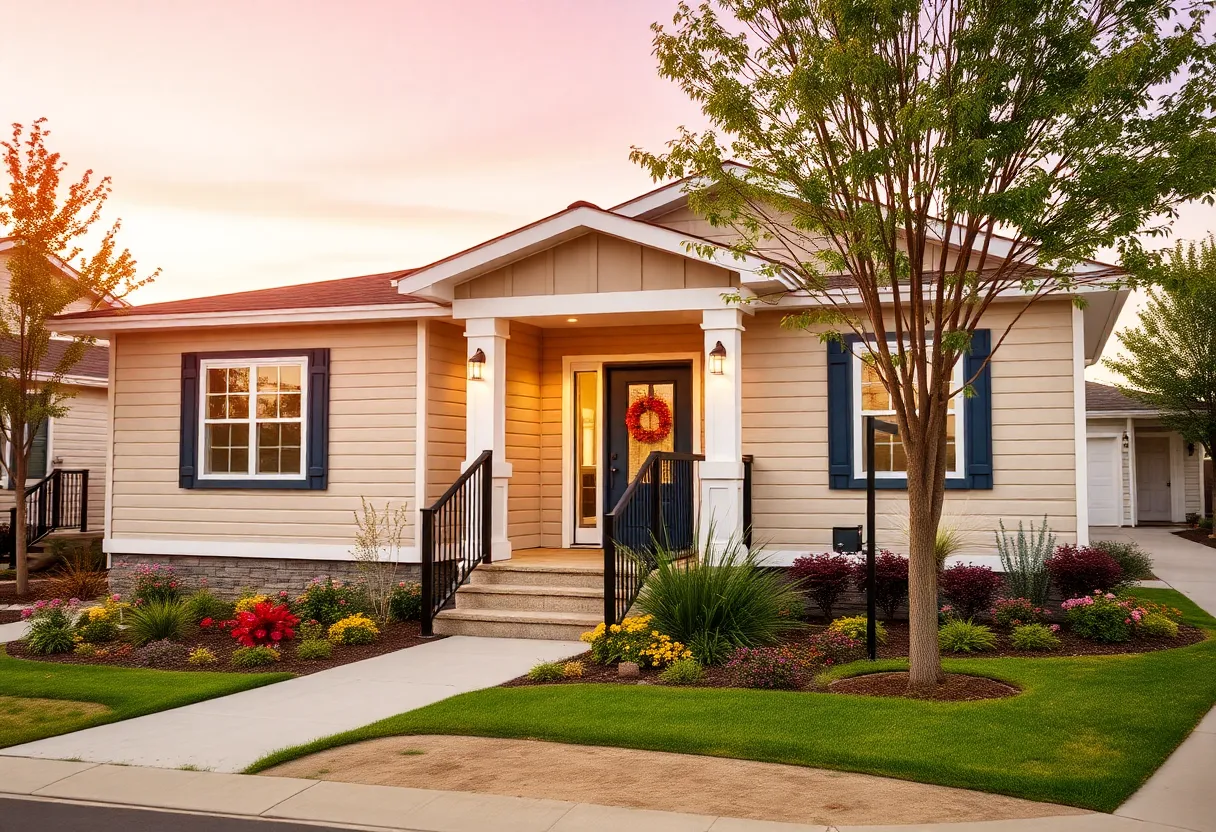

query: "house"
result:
(48, 176), (1130, 638)
(1085, 381), (1208, 527)
(0, 238), (121, 565)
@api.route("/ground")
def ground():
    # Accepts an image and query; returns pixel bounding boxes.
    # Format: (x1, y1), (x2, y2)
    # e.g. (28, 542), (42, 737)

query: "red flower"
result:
(199, 617), (214, 629)
(229, 602), (300, 647)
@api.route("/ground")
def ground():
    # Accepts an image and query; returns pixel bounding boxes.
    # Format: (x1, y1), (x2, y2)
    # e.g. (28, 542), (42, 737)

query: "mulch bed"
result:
(0, 610), (24, 624)
(5, 620), (435, 675)
(0, 578), (64, 603)
(828, 672), (1019, 701)
(1175, 528), (1216, 550)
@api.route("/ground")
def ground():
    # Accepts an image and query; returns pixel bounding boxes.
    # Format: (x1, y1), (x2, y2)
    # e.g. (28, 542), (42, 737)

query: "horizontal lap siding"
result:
(507, 323), (542, 548)
(741, 302), (1078, 554)
(110, 322), (417, 547)
(426, 322), (466, 504)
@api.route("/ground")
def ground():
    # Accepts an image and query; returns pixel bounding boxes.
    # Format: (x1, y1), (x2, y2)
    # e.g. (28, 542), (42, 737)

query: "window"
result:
(573, 371), (599, 530)
(179, 349), (329, 490)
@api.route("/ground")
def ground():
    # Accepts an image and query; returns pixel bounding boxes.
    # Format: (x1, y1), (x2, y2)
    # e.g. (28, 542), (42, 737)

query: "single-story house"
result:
(1086, 381), (1208, 527)
(49, 175), (1130, 638)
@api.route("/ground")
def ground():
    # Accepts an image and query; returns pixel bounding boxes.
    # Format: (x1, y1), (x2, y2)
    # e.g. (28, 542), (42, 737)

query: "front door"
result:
(1137, 436), (1173, 522)
(604, 364), (694, 513)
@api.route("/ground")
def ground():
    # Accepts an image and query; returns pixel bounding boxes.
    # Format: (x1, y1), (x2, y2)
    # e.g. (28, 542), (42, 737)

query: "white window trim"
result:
(197, 355), (309, 482)
(850, 342), (966, 480)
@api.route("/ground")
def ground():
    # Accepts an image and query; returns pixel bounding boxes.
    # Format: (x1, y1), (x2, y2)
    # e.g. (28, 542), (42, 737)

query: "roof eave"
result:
(51, 302), (452, 335)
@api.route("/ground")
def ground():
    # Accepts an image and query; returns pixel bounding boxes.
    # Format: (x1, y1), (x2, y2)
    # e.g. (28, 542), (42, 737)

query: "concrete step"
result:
(455, 583), (603, 614)
(432, 608), (601, 641)
(469, 562), (603, 590)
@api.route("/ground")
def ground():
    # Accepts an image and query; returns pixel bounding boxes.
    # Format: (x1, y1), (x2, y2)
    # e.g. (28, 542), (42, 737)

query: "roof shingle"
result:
(1086, 381), (1154, 413)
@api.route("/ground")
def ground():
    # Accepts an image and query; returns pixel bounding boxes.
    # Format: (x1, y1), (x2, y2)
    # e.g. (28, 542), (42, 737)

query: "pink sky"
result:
(2, 0), (1213, 380)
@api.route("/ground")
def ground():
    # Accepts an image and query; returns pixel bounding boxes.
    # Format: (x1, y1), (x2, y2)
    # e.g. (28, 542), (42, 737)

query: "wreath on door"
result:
(625, 394), (673, 445)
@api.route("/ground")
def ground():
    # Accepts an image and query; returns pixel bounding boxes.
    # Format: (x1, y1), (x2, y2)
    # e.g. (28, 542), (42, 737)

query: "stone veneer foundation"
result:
(108, 553), (421, 598)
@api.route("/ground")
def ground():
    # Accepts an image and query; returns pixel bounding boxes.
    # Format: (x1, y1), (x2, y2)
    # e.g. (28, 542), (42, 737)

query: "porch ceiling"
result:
(487, 309), (705, 329)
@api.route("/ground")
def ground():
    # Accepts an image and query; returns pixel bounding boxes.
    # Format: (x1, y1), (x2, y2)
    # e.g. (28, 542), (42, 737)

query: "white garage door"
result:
(1087, 437), (1121, 527)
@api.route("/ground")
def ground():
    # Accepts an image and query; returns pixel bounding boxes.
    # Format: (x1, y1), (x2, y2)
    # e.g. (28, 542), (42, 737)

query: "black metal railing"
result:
(602, 451), (702, 625)
(3, 469), (90, 568)
(742, 454), (754, 550)
(420, 450), (492, 636)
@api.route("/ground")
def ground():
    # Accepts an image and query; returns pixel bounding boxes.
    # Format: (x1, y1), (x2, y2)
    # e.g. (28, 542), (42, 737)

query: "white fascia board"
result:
(767, 280), (1122, 312)
(50, 302), (452, 335)
(610, 163), (752, 218)
(38, 372), (107, 388)
(1087, 410), (1159, 419)
(453, 287), (757, 321)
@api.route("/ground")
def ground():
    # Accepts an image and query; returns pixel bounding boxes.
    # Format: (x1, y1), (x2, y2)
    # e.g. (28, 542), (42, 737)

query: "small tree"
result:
(350, 497), (410, 624)
(633, 0), (1216, 691)
(0, 119), (155, 593)
(1105, 238), (1216, 536)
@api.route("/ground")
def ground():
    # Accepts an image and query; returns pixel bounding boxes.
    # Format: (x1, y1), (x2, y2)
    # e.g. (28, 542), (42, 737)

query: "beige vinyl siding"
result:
(425, 321), (467, 504)
(455, 232), (736, 299)
(506, 323), (542, 548)
(741, 300), (1079, 553)
(1185, 448), (1203, 515)
(537, 323), (704, 547)
(110, 322), (417, 548)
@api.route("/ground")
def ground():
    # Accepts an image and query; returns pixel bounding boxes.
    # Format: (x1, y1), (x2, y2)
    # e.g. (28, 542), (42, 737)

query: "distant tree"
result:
(1106, 238), (1216, 537)
(0, 119), (156, 594)
(633, 0), (1216, 691)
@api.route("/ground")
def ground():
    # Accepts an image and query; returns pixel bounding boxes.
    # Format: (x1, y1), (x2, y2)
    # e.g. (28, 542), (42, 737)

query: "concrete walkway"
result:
(0, 635), (582, 773)
(0, 619), (29, 643)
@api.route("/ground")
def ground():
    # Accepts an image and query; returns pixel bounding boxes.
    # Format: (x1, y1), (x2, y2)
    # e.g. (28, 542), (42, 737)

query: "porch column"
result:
(465, 317), (513, 561)
(700, 308), (746, 553)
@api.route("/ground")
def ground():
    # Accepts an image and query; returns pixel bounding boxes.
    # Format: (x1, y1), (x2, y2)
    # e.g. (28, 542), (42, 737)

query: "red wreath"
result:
(625, 394), (673, 445)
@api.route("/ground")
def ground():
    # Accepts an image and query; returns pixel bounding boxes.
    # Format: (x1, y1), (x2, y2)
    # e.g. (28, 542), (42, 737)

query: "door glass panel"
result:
(626, 382), (675, 480)
(573, 371), (598, 529)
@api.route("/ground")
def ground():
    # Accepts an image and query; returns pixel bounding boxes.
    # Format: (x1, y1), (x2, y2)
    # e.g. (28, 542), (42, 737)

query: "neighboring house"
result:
(1085, 381), (1208, 527)
(49, 176), (1130, 637)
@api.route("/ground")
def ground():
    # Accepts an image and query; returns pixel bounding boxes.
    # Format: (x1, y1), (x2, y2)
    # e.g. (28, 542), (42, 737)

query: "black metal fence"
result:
(4, 469), (90, 569)
(419, 450), (492, 636)
(602, 451), (702, 625)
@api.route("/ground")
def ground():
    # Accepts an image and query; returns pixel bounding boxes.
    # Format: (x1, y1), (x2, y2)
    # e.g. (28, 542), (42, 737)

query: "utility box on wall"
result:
(833, 525), (863, 554)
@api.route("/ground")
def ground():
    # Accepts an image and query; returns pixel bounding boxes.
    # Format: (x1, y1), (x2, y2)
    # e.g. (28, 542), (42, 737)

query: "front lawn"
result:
(250, 589), (1216, 812)
(0, 648), (291, 748)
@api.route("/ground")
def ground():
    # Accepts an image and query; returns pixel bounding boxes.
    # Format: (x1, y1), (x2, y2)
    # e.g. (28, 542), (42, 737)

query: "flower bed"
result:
(826, 671), (1020, 701)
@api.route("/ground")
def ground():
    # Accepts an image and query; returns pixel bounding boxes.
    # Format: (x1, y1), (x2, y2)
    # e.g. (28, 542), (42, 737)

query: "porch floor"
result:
(507, 547), (604, 569)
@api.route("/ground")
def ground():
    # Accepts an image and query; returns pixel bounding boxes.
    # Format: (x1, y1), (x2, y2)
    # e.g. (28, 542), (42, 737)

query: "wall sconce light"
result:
(467, 348), (486, 381)
(1122, 432), (1130, 450)
(708, 341), (727, 375)
(1187, 442), (1196, 457)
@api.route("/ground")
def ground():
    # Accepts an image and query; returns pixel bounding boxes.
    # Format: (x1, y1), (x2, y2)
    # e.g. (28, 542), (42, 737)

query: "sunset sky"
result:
(3, 0), (1213, 380)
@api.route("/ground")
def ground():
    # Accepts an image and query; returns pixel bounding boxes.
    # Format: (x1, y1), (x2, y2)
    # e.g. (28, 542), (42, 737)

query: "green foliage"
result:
(187, 647), (218, 666)
(938, 620), (997, 654)
(295, 578), (370, 627)
(230, 646), (281, 668)
(635, 536), (803, 665)
(25, 620), (76, 655)
(388, 581), (422, 622)
(658, 658), (705, 686)
(995, 517), (1055, 605)
(527, 662), (565, 682)
(1010, 623), (1062, 651)
(125, 600), (189, 647)
(294, 639), (333, 661)
(1092, 540), (1156, 582)
(828, 615), (887, 645)
(297, 620), (325, 642)
(1139, 613), (1179, 639)
(183, 589), (234, 625)
(75, 617), (119, 645)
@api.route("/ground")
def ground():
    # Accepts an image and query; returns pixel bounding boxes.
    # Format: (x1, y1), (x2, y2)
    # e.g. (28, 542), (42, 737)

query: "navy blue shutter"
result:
(963, 329), (993, 489)
(826, 339), (853, 489)
(306, 348), (330, 491)
(28, 420), (49, 480)
(179, 353), (200, 488)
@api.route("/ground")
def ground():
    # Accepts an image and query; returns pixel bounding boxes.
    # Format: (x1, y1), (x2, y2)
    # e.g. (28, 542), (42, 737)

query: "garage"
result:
(1087, 435), (1122, 527)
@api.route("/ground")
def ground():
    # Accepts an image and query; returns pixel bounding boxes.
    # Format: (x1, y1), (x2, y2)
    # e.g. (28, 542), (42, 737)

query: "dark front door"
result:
(604, 363), (693, 513)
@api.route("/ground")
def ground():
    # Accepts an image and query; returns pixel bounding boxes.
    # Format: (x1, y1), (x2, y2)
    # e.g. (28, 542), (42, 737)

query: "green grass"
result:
(0, 648), (292, 748)
(248, 589), (1216, 812)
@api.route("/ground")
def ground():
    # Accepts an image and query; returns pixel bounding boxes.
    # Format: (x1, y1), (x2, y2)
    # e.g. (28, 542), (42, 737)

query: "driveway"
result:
(1090, 525), (1216, 614)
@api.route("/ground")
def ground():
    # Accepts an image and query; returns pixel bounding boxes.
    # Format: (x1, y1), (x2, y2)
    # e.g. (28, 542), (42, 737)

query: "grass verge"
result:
(0, 647), (291, 747)
(247, 589), (1216, 812)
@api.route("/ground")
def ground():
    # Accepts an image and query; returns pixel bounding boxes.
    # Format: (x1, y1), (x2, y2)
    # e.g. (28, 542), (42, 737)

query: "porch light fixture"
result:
(567, 317), (578, 323)
(1122, 432), (1130, 450)
(467, 348), (486, 381)
(708, 341), (727, 375)
(1187, 441), (1196, 457)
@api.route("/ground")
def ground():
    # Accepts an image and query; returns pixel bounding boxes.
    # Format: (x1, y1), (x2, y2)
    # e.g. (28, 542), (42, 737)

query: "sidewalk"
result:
(0, 635), (581, 772)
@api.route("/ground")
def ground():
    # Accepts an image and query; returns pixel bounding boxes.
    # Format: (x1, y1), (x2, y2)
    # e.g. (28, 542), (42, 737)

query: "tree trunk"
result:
(905, 473), (944, 692)
(13, 449), (27, 597)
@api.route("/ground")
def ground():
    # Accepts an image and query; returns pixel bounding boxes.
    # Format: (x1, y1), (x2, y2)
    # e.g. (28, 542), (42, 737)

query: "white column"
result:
(465, 317), (513, 561)
(700, 308), (746, 553)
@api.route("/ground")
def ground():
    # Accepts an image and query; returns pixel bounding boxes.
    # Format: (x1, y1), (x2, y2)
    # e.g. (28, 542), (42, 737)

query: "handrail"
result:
(4, 469), (90, 569)
(602, 451), (703, 625)
(742, 454), (754, 550)
(419, 450), (492, 636)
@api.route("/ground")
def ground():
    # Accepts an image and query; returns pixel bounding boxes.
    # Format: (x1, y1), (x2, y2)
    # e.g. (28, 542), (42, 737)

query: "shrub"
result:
(1139, 612), (1180, 638)
(388, 581), (422, 622)
(1091, 540), (1155, 582)
(853, 551), (908, 620)
(1118, 593), (1183, 622)
(527, 662), (565, 682)
(230, 645), (281, 668)
(827, 615), (887, 645)
(580, 615), (692, 668)
(125, 599), (190, 646)
(327, 613), (380, 645)
(188, 646), (218, 665)
(230, 602), (299, 647)
(128, 563), (185, 605)
(1062, 592), (1144, 642)
(939, 564), (1003, 620)
(184, 589), (234, 624)
(295, 577), (370, 626)
(133, 639), (187, 668)
(295, 639), (333, 660)
(23, 599), (82, 655)
(75, 615), (119, 645)
(990, 597), (1049, 629)
(635, 539), (803, 665)
(938, 619), (997, 653)
(562, 661), (585, 678)
(47, 541), (108, 601)
(658, 658), (704, 685)
(74, 642), (99, 657)
(805, 629), (864, 666)
(726, 646), (815, 690)
(1010, 623), (1062, 651)
(351, 497), (411, 624)
(298, 619), (325, 641)
(995, 517), (1054, 605)
(789, 552), (856, 620)
(234, 593), (271, 615)
(1046, 545), (1123, 598)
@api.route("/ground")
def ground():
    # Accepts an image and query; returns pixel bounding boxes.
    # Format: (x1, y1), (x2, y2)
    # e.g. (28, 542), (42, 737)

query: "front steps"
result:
(432, 560), (604, 641)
